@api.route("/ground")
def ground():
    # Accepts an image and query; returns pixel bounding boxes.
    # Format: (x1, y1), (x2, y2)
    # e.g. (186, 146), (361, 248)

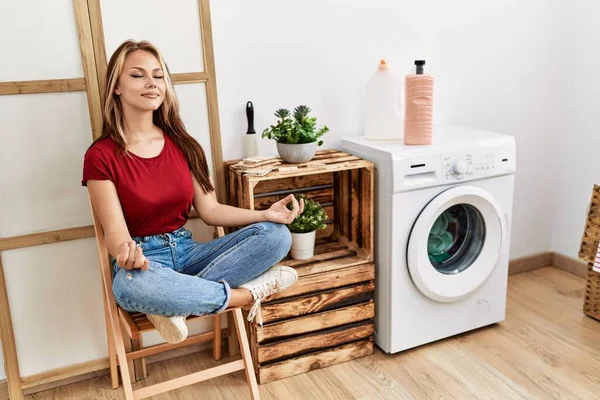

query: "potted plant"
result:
(262, 105), (329, 163)
(286, 194), (328, 260)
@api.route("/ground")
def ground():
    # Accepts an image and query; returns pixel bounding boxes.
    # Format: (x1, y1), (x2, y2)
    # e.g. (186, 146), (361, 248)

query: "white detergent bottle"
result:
(364, 60), (404, 141)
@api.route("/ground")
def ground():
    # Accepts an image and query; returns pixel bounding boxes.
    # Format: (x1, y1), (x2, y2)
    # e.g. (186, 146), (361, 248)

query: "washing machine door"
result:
(407, 185), (506, 303)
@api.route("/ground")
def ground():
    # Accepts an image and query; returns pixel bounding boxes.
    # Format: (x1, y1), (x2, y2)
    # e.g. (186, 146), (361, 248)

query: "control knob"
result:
(453, 159), (468, 175)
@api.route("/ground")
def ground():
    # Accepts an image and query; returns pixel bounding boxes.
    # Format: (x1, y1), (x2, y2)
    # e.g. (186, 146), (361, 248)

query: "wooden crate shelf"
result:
(225, 150), (376, 384)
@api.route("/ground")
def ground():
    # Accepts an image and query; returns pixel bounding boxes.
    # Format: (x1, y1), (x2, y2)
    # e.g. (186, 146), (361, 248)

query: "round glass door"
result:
(428, 204), (485, 274)
(407, 186), (506, 303)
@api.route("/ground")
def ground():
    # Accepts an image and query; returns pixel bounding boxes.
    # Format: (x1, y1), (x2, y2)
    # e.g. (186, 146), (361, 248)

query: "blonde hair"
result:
(95, 39), (214, 194)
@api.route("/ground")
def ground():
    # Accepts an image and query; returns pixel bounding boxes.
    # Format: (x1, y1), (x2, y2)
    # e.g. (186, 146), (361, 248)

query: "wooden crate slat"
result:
(249, 160), (374, 181)
(310, 149), (340, 155)
(339, 170), (349, 237)
(261, 281), (374, 323)
(267, 263), (374, 301)
(313, 239), (347, 251)
(256, 301), (374, 343)
(282, 248), (355, 268)
(257, 321), (373, 364)
(309, 238), (347, 253)
(227, 164), (238, 208)
(236, 172), (246, 208)
(316, 223), (335, 239)
(292, 254), (370, 278)
(288, 154), (361, 165)
(267, 153), (362, 173)
(309, 150), (352, 160)
(360, 167), (374, 256)
(257, 338), (374, 384)
(253, 188), (333, 210)
(242, 178), (255, 210)
(322, 205), (334, 223)
(253, 173), (333, 195)
(350, 169), (360, 243)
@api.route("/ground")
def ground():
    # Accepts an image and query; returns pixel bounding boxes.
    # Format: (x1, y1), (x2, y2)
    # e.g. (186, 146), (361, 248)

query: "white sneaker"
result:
(146, 314), (188, 344)
(240, 266), (298, 326)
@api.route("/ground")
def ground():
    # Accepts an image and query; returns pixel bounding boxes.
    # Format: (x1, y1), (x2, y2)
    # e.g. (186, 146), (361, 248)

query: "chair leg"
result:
(131, 336), (147, 381)
(103, 291), (134, 400)
(112, 324), (135, 400)
(232, 308), (260, 400)
(120, 328), (136, 384)
(102, 287), (119, 389)
(213, 314), (222, 360)
(227, 312), (240, 356)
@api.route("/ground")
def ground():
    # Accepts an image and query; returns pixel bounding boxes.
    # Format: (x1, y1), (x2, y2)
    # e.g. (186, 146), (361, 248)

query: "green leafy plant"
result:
(286, 194), (328, 233)
(262, 105), (329, 146)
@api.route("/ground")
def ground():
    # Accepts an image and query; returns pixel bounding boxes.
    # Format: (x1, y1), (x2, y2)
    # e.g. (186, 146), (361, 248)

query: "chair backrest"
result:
(89, 197), (114, 294)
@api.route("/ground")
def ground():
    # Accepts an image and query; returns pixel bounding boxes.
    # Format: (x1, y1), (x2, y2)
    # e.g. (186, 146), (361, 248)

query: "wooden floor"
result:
(26, 266), (600, 399)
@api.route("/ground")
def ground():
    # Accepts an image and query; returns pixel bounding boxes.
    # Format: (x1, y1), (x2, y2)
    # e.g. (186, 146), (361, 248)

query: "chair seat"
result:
(119, 309), (202, 338)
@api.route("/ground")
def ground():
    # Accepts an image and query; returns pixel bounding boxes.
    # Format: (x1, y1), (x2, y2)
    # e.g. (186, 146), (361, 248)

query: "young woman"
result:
(82, 40), (302, 344)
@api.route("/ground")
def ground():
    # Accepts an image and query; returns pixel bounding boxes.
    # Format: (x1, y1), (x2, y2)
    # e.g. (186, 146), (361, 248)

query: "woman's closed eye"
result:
(130, 74), (163, 79)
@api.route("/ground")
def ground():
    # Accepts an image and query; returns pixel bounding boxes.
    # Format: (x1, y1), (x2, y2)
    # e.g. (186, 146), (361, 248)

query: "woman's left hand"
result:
(263, 194), (304, 224)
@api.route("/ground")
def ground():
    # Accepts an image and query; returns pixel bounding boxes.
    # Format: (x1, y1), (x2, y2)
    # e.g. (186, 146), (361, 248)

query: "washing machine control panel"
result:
(443, 153), (497, 181)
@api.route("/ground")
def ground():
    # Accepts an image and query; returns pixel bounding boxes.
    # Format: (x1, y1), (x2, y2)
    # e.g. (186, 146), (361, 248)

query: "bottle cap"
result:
(414, 60), (426, 74)
(378, 59), (388, 69)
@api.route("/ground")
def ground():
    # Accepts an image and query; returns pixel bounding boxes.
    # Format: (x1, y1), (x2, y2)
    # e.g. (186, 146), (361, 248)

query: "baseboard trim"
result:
(21, 358), (109, 390)
(552, 252), (588, 278)
(508, 252), (553, 274)
(509, 251), (588, 277)
(0, 252), (588, 398)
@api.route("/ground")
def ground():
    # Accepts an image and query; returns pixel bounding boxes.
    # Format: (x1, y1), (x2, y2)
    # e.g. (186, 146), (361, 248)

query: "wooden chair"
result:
(89, 198), (260, 399)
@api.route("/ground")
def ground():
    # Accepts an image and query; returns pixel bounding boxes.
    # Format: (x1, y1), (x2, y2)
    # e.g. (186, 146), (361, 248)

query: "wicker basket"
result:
(578, 184), (600, 321)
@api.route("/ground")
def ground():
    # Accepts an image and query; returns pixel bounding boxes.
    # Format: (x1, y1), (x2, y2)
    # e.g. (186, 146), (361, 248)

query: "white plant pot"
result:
(276, 141), (318, 163)
(290, 230), (316, 260)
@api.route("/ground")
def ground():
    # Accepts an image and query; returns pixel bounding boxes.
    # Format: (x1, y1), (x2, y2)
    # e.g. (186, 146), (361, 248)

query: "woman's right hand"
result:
(116, 241), (149, 271)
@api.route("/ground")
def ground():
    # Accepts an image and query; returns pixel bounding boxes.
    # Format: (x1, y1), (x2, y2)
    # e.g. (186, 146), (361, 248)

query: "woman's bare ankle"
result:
(228, 288), (253, 307)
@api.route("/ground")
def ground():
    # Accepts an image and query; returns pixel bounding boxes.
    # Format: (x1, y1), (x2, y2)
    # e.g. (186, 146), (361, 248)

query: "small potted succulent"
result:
(286, 194), (328, 260)
(262, 105), (329, 163)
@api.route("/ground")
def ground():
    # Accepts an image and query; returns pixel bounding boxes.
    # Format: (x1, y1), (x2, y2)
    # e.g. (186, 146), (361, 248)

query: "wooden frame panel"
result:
(0, 255), (23, 399)
(0, 226), (95, 252)
(73, 0), (103, 139)
(0, 2), (103, 398)
(198, 0), (225, 203)
(0, 79), (86, 96)
(0, 0), (227, 397)
(87, 0), (107, 104)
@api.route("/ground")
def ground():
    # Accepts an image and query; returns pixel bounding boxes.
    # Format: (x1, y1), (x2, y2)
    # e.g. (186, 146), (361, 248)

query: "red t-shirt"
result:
(82, 134), (194, 237)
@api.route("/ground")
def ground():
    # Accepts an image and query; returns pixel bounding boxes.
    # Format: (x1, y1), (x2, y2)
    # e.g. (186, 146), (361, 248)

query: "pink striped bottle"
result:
(404, 60), (434, 145)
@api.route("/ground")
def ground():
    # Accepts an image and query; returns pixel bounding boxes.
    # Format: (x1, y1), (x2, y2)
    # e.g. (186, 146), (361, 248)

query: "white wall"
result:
(0, 0), (582, 383)
(211, 0), (564, 258)
(551, 1), (600, 258)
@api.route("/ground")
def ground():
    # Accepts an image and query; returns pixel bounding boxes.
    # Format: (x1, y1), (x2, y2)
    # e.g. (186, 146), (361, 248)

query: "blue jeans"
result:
(111, 222), (292, 317)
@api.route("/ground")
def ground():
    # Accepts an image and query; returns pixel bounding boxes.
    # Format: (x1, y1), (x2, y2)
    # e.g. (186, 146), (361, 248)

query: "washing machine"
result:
(341, 126), (516, 354)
